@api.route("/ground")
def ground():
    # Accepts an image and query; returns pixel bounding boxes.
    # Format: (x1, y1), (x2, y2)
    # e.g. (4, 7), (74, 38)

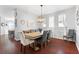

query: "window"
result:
(49, 16), (54, 27)
(58, 14), (66, 27)
(7, 21), (15, 30)
(6, 17), (15, 30)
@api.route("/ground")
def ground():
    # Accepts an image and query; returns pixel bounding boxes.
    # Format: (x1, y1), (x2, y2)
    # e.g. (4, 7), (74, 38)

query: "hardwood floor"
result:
(0, 35), (79, 54)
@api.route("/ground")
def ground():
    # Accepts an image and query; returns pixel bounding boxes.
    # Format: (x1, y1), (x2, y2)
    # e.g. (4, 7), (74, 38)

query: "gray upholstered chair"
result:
(38, 28), (42, 32)
(35, 31), (48, 48)
(72, 30), (76, 41)
(63, 29), (76, 41)
(47, 30), (51, 39)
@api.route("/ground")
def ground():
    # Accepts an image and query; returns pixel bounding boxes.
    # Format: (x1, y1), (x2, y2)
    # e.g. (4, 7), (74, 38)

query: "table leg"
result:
(23, 46), (26, 54)
(20, 44), (22, 53)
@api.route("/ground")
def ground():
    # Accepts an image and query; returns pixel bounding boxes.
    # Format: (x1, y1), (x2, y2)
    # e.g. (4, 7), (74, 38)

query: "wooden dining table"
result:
(24, 32), (42, 40)
(23, 32), (43, 51)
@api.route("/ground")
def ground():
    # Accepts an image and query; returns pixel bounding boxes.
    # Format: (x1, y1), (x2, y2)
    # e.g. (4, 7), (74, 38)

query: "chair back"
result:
(20, 32), (34, 46)
(47, 30), (51, 39)
(68, 29), (75, 36)
(38, 28), (42, 32)
(73, 31), (76, 41)
(41, 31), (48, 43)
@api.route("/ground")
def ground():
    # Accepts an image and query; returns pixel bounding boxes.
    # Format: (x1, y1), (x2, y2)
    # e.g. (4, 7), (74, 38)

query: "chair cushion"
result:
(21, 38), (34, 46)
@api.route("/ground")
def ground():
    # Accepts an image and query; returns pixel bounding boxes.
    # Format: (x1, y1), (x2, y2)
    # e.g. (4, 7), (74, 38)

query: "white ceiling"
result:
(26, 5), (75, 15)
(0, 5), (75, 16)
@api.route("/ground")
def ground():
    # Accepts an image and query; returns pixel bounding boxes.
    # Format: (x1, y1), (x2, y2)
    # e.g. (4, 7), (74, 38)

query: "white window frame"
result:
(58, 14), (66, 27)
(49, 16), (54, 28)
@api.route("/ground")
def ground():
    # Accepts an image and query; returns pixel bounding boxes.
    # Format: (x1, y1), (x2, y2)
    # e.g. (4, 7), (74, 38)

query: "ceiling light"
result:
(37, 5), (44, 23)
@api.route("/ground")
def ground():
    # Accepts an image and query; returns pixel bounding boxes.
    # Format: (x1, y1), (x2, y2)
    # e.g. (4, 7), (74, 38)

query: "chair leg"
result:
(47, 40), (49, 45)
(23, 46), (26, 54)
(40, 43), (43, 49)
(44, 42), (47, 48)
(33, 42), (36, 48)
(63, 37), (65, 40)
(63, 37), (64, 40)
(20, 44), (23, 53)
(28, 44), (30, 48)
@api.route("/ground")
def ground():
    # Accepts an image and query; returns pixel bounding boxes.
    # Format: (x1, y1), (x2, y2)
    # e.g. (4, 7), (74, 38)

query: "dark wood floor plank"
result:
(0, 35), (78, 54)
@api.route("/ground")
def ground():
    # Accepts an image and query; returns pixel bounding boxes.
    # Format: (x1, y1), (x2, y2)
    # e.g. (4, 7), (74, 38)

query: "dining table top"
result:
(24, 32), (42, 39)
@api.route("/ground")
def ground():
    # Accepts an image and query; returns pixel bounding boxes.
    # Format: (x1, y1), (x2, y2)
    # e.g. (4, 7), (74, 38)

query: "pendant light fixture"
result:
(14, 8), (17, 27)
(37, 5), (44, 23)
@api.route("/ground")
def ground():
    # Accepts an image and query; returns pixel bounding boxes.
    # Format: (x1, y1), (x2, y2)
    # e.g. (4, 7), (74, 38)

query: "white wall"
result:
(15, 9), (37, 32)
(15, 9), (38, 40)
(76, 29), (79, 51)
(45, 6), (76, 39)
(0, 6), (15, 35)
(76, 6), (79, 51)
(0, 17), (1, 35)
(0, 6), (38, 36)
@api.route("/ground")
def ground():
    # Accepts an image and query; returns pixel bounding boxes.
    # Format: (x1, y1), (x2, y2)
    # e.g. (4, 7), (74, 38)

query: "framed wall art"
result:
(20, 20), (25, 25)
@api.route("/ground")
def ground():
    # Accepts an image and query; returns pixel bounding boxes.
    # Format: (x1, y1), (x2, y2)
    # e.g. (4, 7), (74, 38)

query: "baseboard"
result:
(51, 37), (75, 42)
(52, 37), (63, 40)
